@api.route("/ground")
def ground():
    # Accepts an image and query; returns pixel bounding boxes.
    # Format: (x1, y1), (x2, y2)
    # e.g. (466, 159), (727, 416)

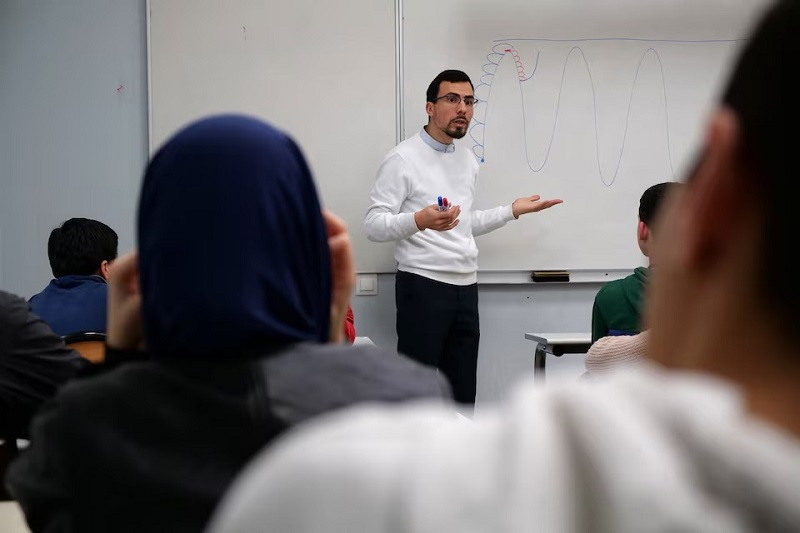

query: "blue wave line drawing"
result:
(472, 38), (739, 186)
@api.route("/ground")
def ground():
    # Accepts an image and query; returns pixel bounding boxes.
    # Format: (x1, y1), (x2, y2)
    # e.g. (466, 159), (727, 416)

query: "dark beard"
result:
(445, 125), (467, 139)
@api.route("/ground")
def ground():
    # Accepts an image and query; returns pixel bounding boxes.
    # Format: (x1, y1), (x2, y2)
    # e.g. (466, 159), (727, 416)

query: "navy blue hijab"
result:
(137, 115), (331, 359)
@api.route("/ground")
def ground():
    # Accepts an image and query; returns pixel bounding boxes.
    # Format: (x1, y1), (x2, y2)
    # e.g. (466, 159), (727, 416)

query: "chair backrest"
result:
(62, 332), (106, 364)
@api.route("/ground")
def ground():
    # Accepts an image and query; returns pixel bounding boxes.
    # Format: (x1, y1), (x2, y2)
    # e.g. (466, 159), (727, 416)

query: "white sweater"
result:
(209, 364), (800, 533)
(363, 130), (514, 285)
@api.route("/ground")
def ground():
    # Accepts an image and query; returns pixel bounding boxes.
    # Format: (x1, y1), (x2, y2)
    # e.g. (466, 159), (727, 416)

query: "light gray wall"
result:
(0, 0), (147, 298)
(351, 277), (600, 407)
(1, 0), (603, 406)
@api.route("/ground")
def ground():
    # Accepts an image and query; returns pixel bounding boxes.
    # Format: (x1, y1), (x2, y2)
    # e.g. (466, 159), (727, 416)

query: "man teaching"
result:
(364, 69), (562, 405)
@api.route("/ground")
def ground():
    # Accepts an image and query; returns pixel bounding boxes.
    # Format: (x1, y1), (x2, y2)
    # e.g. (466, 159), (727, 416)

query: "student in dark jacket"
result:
(0, 290), (83, 438)
(5, 115), (451, 533)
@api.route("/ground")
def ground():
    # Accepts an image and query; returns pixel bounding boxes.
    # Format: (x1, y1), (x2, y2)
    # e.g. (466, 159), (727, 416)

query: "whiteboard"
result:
(402, 0), (767, 271)
(148, 0), (767, 275)
(147, 0), (398, 273)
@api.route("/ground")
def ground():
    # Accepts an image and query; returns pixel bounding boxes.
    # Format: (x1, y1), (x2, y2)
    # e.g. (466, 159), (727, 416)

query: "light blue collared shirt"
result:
(420, 127), (455, 153)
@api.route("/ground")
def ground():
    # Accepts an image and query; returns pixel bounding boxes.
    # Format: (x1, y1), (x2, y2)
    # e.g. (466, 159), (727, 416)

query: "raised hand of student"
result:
(414, 204), (461, 231)
(107, 250), (144, 351)
(323, 209), (355, 344)
(511, 195), (563, 219)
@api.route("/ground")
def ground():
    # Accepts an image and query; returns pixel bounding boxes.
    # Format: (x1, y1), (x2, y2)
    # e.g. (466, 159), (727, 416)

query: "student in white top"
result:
(583, 330), (649, 379)
(363, 69), (562, 404)
(207, 2), (800, 531)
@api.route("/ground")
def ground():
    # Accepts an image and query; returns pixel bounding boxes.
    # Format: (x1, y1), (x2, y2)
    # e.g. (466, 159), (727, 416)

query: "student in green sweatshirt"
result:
(591, 182), (679, 343)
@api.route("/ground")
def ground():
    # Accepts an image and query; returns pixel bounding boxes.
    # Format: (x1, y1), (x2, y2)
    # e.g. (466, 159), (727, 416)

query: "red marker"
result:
(442, 197), (449, 210)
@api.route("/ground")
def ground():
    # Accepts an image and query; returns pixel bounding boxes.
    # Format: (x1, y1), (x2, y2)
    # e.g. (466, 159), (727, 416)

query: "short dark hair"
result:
(639, 182), (678, 227)
(719, 0), (799, 335)
(47, 218), (118, 278)
(426, 70), (474, 103)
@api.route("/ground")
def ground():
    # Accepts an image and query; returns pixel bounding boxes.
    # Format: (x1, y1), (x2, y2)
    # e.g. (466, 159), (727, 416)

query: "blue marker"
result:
(437, 196), (445, 211)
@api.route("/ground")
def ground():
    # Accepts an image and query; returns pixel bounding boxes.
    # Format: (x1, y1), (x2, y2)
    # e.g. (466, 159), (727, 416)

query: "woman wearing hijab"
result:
(5, 115), (450, 532)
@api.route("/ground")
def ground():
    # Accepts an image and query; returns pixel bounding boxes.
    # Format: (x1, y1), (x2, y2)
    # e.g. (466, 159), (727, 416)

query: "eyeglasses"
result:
(433, 93), (479, 107)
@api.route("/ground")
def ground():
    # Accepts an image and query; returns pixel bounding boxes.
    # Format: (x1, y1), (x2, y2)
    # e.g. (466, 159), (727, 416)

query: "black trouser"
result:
(395, 270), (479, 404)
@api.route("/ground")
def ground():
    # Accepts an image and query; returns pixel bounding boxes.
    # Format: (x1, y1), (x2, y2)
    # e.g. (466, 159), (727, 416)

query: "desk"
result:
(524, 333), (591, 381)
(0, 501), (30, 532)
(353, 336), (375, 347)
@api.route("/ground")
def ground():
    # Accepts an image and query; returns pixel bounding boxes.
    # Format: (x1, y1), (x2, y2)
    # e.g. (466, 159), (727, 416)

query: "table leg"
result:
(534, 344), (547, 382)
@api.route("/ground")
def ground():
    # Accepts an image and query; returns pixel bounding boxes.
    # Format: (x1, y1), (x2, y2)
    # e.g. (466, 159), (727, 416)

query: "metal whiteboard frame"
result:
(395, 0), (404, 144)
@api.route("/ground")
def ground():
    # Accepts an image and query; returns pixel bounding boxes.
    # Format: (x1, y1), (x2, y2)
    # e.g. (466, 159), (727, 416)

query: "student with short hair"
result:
(590, 182), (678, 343)
(29, 218), (118, 336)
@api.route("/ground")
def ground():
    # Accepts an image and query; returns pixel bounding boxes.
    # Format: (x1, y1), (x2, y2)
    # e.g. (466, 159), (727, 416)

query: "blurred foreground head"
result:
(647, 0), (800, 398)
(138, 115), (331, 359)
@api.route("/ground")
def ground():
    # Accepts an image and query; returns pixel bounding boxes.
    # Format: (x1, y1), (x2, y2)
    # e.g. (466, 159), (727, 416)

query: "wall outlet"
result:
(355, 273), (378, 295)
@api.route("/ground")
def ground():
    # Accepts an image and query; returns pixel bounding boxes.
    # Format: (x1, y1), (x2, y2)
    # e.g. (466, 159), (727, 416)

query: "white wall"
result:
(0, 0), (602, 406)
(351, 276), (600, 406)
(0, 0), (147, 298)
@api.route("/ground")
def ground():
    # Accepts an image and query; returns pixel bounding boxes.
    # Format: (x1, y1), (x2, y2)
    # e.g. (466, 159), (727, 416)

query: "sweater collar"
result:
(420, 127), (455, 153)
